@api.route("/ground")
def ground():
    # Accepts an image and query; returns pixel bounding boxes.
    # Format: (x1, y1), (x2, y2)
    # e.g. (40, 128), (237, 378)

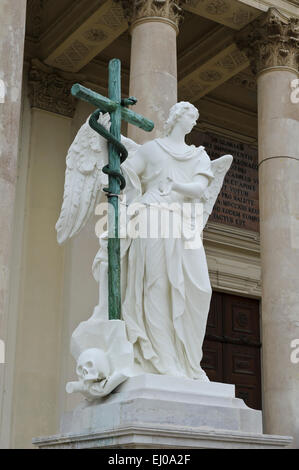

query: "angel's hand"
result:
(159, 177), (174, 196)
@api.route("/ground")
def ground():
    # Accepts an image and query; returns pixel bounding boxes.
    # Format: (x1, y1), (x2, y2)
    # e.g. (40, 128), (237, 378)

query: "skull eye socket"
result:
(86, 361), (93, 368)
(77, 365), (83, 373)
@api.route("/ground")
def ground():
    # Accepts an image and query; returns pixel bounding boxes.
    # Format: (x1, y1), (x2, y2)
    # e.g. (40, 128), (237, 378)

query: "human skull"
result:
(76, 348), (110, 383)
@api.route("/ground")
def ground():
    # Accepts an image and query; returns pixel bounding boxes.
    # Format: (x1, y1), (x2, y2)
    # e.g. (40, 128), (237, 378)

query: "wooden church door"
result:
(202, 292), (262, 410)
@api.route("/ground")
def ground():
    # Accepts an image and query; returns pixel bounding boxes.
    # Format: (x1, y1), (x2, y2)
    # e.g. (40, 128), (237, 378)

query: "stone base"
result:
(33, 375), (292, 449)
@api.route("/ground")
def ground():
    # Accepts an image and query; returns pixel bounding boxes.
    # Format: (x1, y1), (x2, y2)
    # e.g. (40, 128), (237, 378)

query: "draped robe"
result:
(119, 139), (214, 380)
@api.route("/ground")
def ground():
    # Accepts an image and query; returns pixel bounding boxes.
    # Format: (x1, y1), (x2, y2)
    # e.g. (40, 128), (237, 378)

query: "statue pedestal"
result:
(33, 375), (292, 449)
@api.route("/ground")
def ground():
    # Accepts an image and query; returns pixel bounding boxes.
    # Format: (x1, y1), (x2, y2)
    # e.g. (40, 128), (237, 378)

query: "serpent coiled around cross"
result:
(89, 109), (128, 192)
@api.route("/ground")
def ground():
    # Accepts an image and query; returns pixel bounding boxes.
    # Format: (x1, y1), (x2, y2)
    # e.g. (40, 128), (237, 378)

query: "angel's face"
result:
(176, 109), (198, 135)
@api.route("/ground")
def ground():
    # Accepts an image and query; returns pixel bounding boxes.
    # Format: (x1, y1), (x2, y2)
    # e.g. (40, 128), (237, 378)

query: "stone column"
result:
(9, 60), (77, 448)
(120, 0), (182, 143)
(0, 0), (27, 449)
(237, 8), (299, 446)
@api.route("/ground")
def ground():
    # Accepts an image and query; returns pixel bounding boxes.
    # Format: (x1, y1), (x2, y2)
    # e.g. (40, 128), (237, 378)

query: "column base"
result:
(33, 374), (292, 449)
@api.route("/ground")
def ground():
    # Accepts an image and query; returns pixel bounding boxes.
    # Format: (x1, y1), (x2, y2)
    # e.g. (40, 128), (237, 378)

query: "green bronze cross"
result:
(71, 58), (154, 321)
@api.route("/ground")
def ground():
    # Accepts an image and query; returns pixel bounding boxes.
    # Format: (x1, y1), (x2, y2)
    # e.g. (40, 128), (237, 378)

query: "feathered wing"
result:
(202, 154), (233, 228)
(56, 113), (110, 244)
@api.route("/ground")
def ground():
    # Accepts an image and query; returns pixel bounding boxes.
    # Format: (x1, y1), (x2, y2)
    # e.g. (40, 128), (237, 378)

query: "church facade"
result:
(0, 0), (298, 448)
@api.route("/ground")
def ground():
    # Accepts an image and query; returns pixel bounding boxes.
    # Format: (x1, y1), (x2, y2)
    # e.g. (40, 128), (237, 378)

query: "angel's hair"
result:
(163, 102), (199, 136)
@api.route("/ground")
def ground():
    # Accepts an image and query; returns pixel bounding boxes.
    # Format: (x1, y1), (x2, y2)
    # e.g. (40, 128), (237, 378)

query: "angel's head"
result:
(163, 102), (199, 137)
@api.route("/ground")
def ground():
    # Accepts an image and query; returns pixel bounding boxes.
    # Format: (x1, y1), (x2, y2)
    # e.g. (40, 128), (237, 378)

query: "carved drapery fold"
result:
(236, 8), (299, 74)
(116, 0), (183, 26)
(28, 59), (78, 117)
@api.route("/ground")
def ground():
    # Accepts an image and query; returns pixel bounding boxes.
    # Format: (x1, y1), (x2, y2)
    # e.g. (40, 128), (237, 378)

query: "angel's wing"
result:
(202, 154), (233, 228)
(56, 113), (110, 244)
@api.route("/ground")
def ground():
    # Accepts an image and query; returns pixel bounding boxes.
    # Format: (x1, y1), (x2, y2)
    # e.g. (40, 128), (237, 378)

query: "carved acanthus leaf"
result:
(28, 59), (80, 117)
(236, 8), (299, 74)
(116, 0), (184, 25)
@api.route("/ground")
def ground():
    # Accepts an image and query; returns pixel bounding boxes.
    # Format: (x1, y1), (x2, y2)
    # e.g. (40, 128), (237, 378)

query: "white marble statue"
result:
(56, 102), (233, 399)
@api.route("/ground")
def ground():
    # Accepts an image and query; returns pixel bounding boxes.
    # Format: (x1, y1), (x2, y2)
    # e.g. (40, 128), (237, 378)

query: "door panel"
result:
(206, 291), (223, 339)
(202, 340), (223, 383)
(223, 295), (260, 345)
(202, 293), (262, 410)
(223, 344), (262, 410)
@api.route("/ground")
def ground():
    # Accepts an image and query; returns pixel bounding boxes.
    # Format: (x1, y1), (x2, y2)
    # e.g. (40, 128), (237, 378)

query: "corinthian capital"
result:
(236, 8), (299, 74)
(28, 59), (78, 118)
(116, 0), (183, 26)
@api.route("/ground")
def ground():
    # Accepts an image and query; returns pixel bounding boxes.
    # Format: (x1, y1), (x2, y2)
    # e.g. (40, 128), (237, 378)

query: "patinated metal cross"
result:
(71, 58), (154, 321)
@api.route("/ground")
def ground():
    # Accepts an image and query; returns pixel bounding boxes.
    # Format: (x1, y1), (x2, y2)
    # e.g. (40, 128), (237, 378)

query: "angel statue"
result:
(56, 101), (233, 400)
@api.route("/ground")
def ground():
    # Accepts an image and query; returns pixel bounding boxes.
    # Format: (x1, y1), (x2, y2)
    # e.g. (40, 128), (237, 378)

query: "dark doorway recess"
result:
(202, 292), (262, 410)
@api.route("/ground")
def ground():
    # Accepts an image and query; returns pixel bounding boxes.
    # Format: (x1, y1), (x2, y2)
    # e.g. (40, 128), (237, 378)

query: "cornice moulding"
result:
(195, 121), (258, 145)
(204, 222), (261, 298)
(193, 97), (258, 142)
(236, 0), (299, 18)
(204, 222), (260, 255)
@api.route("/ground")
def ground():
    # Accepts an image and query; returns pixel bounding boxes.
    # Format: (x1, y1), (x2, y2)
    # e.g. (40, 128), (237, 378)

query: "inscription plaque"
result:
(189, 129), (259, 232)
